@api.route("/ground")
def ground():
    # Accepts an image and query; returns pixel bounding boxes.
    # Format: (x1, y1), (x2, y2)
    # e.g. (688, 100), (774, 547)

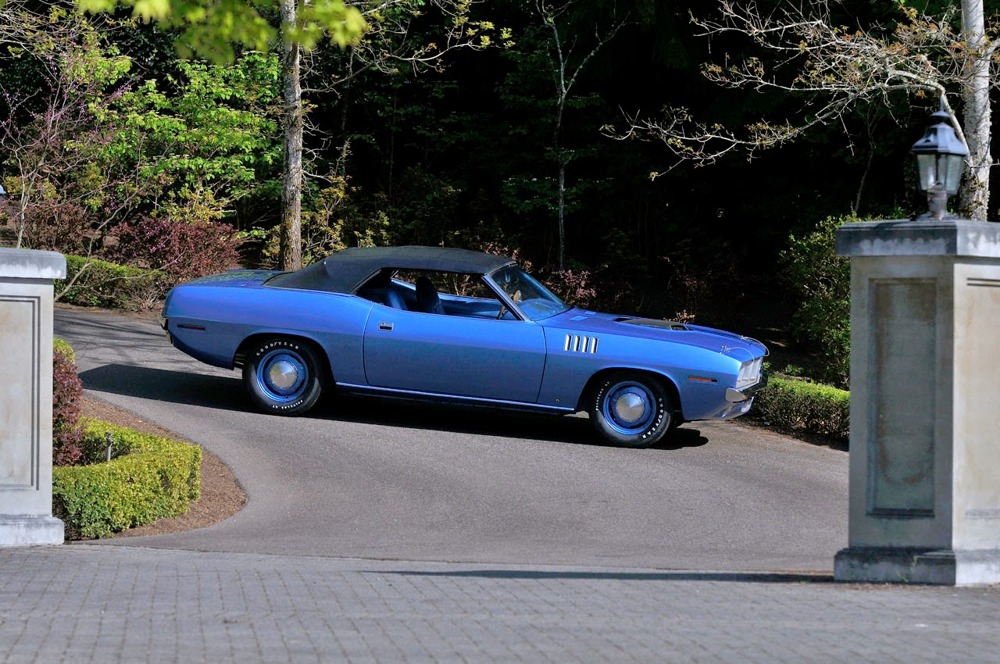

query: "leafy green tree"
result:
(0, 3), (281, 255)
(259, 0), (504, 270)
(71, 0), (363, 270)
(781, 215), (854, 388)
(259, 175), (390, 266)
(0, 4), (135, 250)
(76, 0), (365, 63)
(33, 0), (503, 271)
(105, 54), (282, 225)
(277, 1), (507, 269)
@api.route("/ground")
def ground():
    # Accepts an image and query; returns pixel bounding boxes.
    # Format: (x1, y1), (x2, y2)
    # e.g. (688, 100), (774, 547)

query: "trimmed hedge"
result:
(52, 418), (202, 540)
(748, 375), (850, 444)
(56, 255), (172, 311)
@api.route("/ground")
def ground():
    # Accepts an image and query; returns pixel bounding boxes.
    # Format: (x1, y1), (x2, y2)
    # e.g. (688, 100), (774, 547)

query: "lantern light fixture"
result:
(911, 98), (969, 220)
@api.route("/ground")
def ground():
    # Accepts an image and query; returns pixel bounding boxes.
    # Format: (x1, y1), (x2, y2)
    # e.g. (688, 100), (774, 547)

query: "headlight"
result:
(736, 357), (763, 389)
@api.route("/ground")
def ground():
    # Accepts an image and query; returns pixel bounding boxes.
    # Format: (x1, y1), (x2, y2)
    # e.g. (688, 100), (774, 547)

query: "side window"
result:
(357, 269), (410, 309)
(393, 270), (510, 318)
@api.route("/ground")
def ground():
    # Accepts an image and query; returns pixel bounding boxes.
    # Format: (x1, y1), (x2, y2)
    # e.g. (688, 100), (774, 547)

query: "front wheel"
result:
(243, 338), (323, 416)
(590, 372), (673, 448)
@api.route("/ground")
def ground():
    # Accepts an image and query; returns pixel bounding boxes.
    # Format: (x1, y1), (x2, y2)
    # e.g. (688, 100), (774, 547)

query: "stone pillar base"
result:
(0, 516), (65, 547)
(835, 547), (1000, 586)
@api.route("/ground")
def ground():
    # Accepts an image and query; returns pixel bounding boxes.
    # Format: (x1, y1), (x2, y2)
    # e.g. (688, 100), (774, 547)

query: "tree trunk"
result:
(557, 159), (566, 271)
(279, 0), (303, 271)
(959, 0), (991, 220)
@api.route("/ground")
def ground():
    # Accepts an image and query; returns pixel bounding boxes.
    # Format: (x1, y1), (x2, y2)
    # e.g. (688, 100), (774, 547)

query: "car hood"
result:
(544, 309), (767, 361)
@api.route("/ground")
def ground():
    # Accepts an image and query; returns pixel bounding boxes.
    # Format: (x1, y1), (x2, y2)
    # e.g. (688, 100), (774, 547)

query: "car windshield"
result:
(489, 265), (569, 321)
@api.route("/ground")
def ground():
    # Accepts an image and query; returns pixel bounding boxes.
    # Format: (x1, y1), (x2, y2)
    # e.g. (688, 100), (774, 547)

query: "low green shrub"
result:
(748, 375), (850, 444)
(53, 338), (76, 364)
(780, 216), (854, 388)
(56, 255), (172, 311)
(52, 418), (202, 540)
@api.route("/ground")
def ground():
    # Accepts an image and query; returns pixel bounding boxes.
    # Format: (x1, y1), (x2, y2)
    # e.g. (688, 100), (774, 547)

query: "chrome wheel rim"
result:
(602, 381), (656, 435)
(257, 350), (308, 402)
(614, 392), (646, 423)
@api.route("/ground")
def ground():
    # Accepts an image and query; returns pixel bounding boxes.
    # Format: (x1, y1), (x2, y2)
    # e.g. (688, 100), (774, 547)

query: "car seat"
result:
(384, 287), (407, 310)
(415, 276), (445, 314)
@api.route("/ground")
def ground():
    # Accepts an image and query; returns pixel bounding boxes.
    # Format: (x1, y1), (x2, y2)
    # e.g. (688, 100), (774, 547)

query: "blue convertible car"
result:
(161, 246), (767, 447)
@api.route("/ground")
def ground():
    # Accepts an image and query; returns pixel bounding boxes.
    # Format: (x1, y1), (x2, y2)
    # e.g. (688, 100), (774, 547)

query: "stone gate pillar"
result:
(834, 219), (1000, 585)
(0, 247), (66, 546)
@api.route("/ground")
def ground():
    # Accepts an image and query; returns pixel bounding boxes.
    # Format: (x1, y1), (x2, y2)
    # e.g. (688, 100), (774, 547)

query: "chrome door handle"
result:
(378, 321), (394, 331)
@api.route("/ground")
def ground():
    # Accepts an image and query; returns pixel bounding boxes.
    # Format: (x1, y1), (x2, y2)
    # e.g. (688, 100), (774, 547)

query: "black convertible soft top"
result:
(266, 246), (515, 294)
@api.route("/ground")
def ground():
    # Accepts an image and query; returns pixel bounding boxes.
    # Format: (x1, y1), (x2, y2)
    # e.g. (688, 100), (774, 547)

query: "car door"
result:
(362, 306), (546, 403)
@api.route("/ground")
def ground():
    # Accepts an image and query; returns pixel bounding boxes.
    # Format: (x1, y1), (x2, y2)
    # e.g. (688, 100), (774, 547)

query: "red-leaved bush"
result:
(53, 344), (84, 466)
(16, 201), (94, 255)
(110, 216), (241, 282)
(543, 269), (600, 310)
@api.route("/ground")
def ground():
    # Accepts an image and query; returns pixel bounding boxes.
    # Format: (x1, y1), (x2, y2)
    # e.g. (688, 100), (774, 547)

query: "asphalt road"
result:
(54, 307), (849, 573)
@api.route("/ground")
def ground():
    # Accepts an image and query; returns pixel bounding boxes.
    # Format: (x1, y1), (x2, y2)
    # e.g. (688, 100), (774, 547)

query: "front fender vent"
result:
(564, 334), (599, 354)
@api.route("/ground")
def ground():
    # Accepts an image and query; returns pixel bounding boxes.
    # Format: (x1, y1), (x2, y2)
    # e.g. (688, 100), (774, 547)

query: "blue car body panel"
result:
(162, 247), (767, 426)
(163, 271), (373, 385)
(362, 306), (546, 402)
(534, 310), (763, 420)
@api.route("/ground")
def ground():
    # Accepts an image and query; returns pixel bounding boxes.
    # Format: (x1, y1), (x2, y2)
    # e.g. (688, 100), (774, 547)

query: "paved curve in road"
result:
(55, 307), (848, 573)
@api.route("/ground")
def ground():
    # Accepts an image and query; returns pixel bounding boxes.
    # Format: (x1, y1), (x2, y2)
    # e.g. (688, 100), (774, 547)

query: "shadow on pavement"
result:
(376, 569), (834, 584)
(78, 363), (712, 450)
(319, 394), (710, 450)
(79, 364), (245, 411)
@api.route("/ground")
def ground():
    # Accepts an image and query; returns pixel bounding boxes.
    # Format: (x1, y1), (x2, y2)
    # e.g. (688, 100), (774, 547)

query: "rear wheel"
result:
(243, 338), (323, 415)
(590, 372), (673, 448)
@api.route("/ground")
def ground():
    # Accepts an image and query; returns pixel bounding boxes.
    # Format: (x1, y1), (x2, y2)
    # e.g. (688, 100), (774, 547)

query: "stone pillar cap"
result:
(836, 219), (1000, 259)
(0, 248), (67, 279)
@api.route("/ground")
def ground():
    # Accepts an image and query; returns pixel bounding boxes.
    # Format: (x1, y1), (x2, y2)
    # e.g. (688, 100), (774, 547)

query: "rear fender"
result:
(235, 333), (334, 384)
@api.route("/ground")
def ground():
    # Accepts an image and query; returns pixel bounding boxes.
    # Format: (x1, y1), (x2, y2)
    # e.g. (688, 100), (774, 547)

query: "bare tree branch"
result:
(608, 0), (995, 217)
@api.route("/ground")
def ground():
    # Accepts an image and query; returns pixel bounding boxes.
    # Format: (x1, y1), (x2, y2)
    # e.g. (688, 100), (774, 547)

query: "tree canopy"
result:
(76, 0), (366, 62)
(2, 0), (997, 321)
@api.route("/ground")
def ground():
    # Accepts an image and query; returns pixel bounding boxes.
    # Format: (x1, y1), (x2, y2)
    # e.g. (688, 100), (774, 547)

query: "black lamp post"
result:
(911, 100), (969, 220)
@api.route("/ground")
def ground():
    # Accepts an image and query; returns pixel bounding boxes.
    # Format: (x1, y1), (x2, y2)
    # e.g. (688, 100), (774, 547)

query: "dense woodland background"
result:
(1, 0), (994, 338)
